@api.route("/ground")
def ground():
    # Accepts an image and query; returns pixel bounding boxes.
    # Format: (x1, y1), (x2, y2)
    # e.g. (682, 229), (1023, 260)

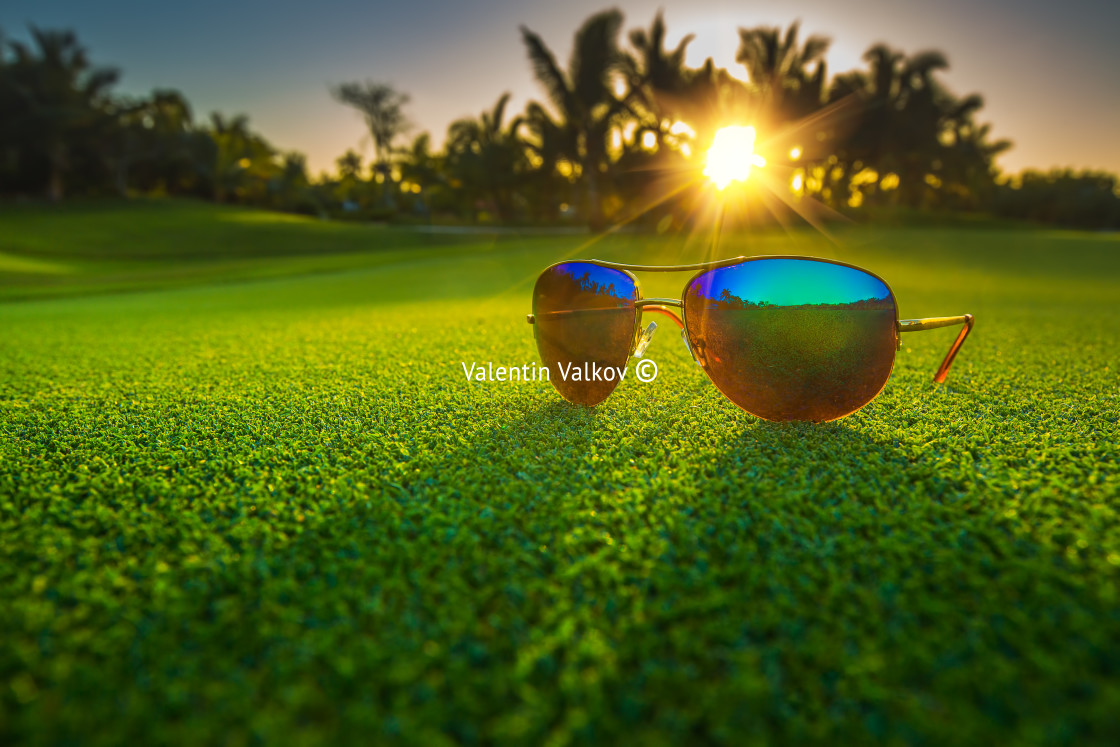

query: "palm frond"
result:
(668, 33), (695, 68)
(570, 9), (624, 113)
(519, 25), (574, 117)
(781, 21), (801, 74)
(490, 92), (512, 136)
(801, 35), (832, 66)
(904, 50), (949, 79)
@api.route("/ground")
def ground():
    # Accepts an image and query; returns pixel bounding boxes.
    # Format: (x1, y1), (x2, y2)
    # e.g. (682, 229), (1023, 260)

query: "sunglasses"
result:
(527, 256), (974, 422)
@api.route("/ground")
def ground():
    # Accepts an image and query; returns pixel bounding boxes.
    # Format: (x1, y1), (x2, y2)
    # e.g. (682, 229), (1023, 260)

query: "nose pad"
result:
(633, 322), (657, 358)
(681, 328), (703, 367)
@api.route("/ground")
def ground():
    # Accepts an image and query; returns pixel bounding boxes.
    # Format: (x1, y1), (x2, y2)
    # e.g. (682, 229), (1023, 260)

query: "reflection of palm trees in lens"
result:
(559, 268), (633, 304)
(533, 263), (637, 406)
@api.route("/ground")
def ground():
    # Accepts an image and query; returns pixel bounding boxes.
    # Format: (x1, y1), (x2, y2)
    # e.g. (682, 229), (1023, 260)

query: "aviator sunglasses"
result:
(527, 256), (974, 422)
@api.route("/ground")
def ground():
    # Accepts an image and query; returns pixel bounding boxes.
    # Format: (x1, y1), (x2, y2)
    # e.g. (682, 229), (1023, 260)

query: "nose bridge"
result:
(636, 299), (683, 330)
(634, 300), (701, 365)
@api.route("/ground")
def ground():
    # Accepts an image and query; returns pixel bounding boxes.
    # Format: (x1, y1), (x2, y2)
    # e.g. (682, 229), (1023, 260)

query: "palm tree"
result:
(928, 91), (1010, 209)
(330, 81), (411, 180)
(330, 149), (367, 209)
(521, 101), (578, 222)
(831, 45), (1007, 209)
(624, 11), (694, 138)
(736, 21), (830, 119)
(893, 51), (950, 205)
(831, 44), (904, 195)
(446, 93), (525, 222)
(207, 113), (275, 203)
(272, 152), (312, 212)
(0, 28), (16, 185)
(335, 150), (363, 180)
(6, 27), (119, 200)
(103, 89), (195, 195)
(145, 90), (201, 193)
(400, 132), (443, 210)
(520, 10), (627, 229)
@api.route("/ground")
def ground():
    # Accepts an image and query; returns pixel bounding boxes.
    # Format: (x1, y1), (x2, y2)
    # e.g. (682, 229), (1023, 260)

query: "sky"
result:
(2, 0), (1118, 177)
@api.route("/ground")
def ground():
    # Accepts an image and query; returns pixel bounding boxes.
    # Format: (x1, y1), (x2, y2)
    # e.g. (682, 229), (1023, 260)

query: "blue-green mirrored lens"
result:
(683, 258), (897, 421)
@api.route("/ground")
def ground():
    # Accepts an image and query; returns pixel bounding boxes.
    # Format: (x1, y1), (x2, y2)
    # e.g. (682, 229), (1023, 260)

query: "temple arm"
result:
(898, 314), (975, 383)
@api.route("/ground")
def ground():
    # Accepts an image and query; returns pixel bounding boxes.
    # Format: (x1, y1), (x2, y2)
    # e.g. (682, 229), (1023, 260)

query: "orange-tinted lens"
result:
(533, 262), (638, 405)
(683, 258), (897, 421)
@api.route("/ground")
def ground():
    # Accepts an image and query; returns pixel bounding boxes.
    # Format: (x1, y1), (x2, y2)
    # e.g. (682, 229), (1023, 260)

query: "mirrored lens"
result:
(533, 262), (638, 406)
(683, 258), (897, 421)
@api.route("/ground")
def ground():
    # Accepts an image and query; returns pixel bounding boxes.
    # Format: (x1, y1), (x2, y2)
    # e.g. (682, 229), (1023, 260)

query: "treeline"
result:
(709, 288), (892, 311)
(0, 28), (314, 212)
(1, 12), (1117, 230)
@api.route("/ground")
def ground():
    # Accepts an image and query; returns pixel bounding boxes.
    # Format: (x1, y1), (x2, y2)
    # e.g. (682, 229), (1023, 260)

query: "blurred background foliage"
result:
(1, 11), (1117, 230)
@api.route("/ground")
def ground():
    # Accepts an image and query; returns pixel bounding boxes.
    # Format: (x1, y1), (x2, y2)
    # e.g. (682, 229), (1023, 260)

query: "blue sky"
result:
(3, 0), (1117, 176)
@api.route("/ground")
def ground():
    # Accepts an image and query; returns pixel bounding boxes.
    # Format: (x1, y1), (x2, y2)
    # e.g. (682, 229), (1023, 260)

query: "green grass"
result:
(1, 201), (1118, 744)
(0, 199), (488, 302)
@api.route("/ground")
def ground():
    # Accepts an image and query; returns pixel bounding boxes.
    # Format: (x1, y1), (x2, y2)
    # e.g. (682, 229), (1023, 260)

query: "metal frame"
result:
(527, 256), (973, 389)
(898, 314), (974, 383)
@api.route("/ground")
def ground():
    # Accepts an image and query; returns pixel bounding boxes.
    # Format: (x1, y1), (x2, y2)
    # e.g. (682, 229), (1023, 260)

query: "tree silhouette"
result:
(207, 113), (276, 203)
(521, 101), (578, 222)
(5, 27), (118, 200)
(399, 132), (443, 213)
(330, 81), (411, 180)
(103, 89), (197, 196)
(335, 150), (362, 180)
(446, 93), (526, 222)
(828, 44), (1008, 209)
(736, 21), (830, 119)
(3, 14), (1114, 229)
(624, 11), (695, 146)
(521, 10), (627, 229)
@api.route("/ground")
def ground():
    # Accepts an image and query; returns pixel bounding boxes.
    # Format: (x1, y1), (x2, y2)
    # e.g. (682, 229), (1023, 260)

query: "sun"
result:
(704, 125), (767, 190)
